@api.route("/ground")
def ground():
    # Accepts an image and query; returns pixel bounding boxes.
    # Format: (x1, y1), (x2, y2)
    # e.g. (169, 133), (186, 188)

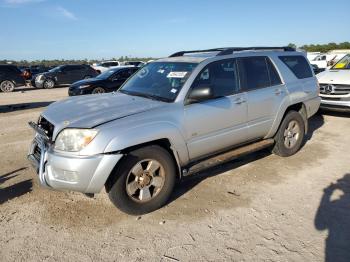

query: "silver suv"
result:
(28, 47), (320, 215)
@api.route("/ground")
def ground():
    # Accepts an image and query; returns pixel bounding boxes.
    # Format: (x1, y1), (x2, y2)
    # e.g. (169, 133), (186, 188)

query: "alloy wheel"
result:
(125, 159), (165, 202)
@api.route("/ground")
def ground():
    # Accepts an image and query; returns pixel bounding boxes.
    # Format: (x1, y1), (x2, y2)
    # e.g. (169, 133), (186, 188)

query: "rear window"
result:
(279, 55), (313, 79)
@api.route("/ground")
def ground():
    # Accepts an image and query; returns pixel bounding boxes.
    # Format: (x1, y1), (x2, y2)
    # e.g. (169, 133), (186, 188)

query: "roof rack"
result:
(169, 46), (295, 57)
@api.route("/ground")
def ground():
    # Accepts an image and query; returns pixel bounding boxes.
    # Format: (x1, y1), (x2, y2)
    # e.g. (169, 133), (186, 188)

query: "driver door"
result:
(184, 59), (249, 160)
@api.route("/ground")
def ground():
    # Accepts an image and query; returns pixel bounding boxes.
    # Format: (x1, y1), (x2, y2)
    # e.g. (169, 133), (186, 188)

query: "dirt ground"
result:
(0, 87), (350, 262)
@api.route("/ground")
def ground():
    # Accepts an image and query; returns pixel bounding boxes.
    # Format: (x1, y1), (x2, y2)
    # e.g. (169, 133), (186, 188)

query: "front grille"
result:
(320, 84), (350, 96)
(37, 116), (54, 140)
(33, 145), (41, 162)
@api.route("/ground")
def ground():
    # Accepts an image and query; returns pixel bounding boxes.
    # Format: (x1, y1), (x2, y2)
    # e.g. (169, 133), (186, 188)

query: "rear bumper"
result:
(28, 135), (123, 193)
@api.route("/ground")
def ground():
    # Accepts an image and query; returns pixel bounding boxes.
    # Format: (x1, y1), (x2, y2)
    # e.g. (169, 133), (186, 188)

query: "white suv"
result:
(92, 61), (120, 73)
(317, 54), (350, 112)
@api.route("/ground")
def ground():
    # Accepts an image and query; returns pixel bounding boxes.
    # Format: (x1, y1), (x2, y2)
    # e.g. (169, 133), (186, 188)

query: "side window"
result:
(237, 56), (270, 90)
(279, 56), (313, 79)
(191, 59), (238, 98)
(266, 58), (282, 86)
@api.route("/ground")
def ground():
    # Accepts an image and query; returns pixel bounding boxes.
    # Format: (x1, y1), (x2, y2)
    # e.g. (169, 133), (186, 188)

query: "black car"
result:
(0, 65), (26, 92)
(34, 64), (98, 89)
(311, 64), (325, 75)
(68, 66), (139, 96)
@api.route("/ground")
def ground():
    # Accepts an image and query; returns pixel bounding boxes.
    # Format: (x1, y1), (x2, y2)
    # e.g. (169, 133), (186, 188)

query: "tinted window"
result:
(279, 56), (313, 79)
(118, 69), (131, 78)
(191, 59), (238, 98)
(238, 57), (270, 90)
(266, 58), (282, 86)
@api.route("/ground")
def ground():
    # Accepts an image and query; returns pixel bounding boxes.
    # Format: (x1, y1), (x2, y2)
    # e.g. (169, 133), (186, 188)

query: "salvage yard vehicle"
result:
(28, 47), (320, 215)
(34, 65), (98, 89)
(68, 66), (139, 95)
(92, 61), (120, 74)
(317, 54), (350, 112)
(0, 65), (26, 92)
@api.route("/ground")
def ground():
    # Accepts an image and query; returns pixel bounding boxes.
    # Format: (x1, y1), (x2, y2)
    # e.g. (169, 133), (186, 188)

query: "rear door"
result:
(237, 56), (287, 140)
(184, 59), (249, 160)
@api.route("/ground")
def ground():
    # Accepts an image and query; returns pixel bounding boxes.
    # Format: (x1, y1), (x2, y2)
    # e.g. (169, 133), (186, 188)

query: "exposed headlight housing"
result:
(78, 84), (91, 89)
(54, 129), (98, 152)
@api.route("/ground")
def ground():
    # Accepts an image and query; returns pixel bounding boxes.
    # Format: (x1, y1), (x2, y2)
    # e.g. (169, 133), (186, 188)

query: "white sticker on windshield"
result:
(170, 88), (178, 93)
(167, 71), (188, 78)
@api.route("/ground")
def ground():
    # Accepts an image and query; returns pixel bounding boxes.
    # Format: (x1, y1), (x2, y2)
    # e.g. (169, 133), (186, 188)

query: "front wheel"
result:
(107, 145), (176, 215)
(272, 110), (305, 157)
(0, 80), (15, 92)
(43, 79), (55, 89)
(91, 87), (105, 94)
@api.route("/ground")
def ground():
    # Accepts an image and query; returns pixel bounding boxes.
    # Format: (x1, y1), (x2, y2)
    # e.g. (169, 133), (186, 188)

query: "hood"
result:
(42, 93), (166, 135)
(71, 78), (103, 87)
(317, 70), (350, 85)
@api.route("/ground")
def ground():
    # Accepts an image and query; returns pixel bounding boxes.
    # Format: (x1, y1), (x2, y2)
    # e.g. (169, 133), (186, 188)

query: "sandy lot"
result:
(0, 87), (350, 262)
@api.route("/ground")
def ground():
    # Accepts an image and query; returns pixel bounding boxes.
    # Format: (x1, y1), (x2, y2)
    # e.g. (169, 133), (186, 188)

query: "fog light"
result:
(51, 167), (78, 182)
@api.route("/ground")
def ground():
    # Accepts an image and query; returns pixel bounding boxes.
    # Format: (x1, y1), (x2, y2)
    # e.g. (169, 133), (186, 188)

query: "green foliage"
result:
(2, 42), (350, 66)
(298, 42), (350, 52)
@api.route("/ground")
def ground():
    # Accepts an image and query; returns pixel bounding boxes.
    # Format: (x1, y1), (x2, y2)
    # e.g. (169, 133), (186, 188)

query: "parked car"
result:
(34, 65), (98, 89)
(123, 61), (145, 67)
(0, 65), (26, 92)
(317, 54), (350, 112)
(68, 66), (139, 96)
(311, 64), (325, 75)
(92, 61), (120, 74)
(28, 47), (320, 215)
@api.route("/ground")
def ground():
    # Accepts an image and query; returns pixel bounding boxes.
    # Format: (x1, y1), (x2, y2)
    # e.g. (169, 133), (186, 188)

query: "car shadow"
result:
(305, 113), (325, 141)
(0, 167), (32, 205)
(0, 101), (55, 113)
(319, 109), (350, 118)
(315, 173), (350, 261)
(169, 149), (271, 204)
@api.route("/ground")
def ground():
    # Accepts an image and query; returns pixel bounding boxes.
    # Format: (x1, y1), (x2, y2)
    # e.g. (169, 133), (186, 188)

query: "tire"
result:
(0, 80), (15, 92)
(43, 79), (55, 89)
(272, 110), (305, 157)
(107, 145), (176, 215)
(91, 87), (105, 94)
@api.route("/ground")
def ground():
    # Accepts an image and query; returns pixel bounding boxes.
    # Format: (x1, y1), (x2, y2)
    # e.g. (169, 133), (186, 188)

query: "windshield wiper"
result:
(119, 90), (172, 102)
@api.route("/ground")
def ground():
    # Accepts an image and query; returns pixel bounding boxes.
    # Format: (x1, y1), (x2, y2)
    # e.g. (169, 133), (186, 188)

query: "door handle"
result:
(274, 88), (283, 95)
(234, 97), (246, 104)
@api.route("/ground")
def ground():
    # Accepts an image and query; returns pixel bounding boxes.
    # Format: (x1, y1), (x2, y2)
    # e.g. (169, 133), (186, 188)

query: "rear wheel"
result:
(0, 80), (15, 92)
(107, 145), (176, 215)
(272, 110), (305, 157)
(43, 79), (55, 89)
(91, 87), (105, 94)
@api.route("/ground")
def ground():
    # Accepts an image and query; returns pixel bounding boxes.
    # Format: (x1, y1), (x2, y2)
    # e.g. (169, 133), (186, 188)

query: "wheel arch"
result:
(105, 138), (182, 192)
(267, 102), (308, 138)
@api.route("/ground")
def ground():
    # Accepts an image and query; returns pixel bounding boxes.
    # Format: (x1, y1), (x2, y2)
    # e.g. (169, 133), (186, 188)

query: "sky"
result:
(1, 0), (349, 61)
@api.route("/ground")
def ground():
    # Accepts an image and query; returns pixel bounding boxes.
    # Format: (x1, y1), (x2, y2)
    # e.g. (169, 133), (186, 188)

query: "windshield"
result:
(332, 54), (350, 69)
(119, 62), (198, 102)
(96, 69), (118, 79)
(49, 66), (62, 72)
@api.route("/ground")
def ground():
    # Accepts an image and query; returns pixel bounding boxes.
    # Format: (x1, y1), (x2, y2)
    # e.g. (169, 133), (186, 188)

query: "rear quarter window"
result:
(279, 55), (313, 79)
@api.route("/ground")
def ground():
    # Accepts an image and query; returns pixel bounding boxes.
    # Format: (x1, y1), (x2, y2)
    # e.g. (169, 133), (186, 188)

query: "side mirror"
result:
(187, 86), (213, 104)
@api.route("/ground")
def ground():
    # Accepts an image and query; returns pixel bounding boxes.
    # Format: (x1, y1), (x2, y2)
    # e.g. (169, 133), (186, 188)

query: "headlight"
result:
(78, 84), (91, 89)
(54, 129), (98, 152)
(36, 75), (44, 81)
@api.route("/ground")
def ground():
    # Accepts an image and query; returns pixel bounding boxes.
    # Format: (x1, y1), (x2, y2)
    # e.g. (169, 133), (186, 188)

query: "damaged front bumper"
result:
(27, 122), (123, 193)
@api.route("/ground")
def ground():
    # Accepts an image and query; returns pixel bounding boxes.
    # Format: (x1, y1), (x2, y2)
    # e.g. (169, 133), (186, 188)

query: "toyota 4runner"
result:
(28, 47), (320, 215)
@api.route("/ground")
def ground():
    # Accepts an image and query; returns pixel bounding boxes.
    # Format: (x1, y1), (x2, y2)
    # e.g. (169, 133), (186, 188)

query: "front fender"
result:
(103, 121), (189, 166)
